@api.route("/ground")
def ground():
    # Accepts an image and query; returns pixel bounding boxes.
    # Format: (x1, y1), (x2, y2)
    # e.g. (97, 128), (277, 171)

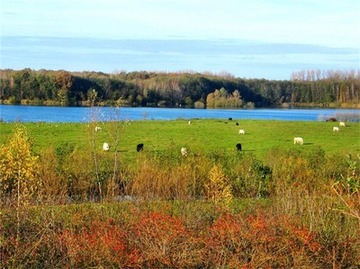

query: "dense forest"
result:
(0, 68), (359, 108)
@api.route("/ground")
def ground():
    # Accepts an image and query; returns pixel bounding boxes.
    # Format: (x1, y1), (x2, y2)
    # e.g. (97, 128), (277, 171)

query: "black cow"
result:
(236, 143), (242, 151)
(326, 117), (337, 122)
(228, 117), (233, 121)
(236, 122), (239, 126)
(136, 143), (144, 152)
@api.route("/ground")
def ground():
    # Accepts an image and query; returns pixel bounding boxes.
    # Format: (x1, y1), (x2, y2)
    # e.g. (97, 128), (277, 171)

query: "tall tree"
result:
(55, 71), (73, 105)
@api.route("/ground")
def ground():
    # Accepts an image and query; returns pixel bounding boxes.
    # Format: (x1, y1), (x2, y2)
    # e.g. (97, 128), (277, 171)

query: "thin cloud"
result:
(1, 0), (359, 78)
(2, 0), (359, 48)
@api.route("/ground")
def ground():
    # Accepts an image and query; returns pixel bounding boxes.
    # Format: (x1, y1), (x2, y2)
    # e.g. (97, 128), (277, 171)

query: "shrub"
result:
(204, 212), (323, 268)
(128, 211), (202, 268)
(0, 126), (41, 206)
(60, 219), (135, 268)
(37, 148), (68, 204)
(129, 154), (196, 200)
(204, 164), (233, 209)
(227, 153), (272, 198)
(1, 204), (359, 268)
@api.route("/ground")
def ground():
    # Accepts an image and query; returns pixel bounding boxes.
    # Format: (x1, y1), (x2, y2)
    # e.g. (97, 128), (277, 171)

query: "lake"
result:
(0, 105), (359, 122)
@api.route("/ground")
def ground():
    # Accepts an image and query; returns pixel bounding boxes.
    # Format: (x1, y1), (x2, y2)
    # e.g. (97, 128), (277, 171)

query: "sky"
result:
(1, 0), (360, 79)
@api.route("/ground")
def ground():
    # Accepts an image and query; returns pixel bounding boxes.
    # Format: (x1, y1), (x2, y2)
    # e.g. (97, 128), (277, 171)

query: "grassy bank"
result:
(1, 119), (359, 160)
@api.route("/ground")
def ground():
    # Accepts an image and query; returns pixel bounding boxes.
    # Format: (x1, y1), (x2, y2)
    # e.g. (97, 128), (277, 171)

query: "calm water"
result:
(0, 105), (359, 122)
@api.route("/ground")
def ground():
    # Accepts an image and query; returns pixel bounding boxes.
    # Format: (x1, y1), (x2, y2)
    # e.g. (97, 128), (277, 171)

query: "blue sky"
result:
(1, 0), (359, 79)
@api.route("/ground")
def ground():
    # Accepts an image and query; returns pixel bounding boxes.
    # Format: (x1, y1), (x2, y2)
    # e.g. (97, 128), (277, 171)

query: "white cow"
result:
(333, 126), (339, 132)
(95, 126), (102, 132)
(293, 137), (304, 145)
(339, 121), (346, 127)
(103, 142), (110, 151)
(180, 147), (188, 156)
(188, 120), (192, 125)
(239, 129), (245, 135)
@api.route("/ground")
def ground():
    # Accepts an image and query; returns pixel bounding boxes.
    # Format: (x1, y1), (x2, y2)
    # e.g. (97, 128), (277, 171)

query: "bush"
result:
(226, 153), (272, 198)
(0, 126), (41, 206)
(1, 204), (359, 268)
(203, 213), (322, 268)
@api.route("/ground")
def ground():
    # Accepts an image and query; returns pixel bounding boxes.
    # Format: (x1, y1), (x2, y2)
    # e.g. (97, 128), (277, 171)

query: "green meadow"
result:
(1, 119), (359, 160)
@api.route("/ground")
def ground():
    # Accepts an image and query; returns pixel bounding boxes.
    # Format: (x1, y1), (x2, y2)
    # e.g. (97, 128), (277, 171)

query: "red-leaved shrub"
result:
(128, 211), (202, 268)
(60, 219), (137, 268)
(203, 212), (323, 268)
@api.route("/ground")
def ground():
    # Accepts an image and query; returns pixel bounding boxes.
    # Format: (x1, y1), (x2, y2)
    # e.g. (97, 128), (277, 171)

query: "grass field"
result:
(1, 119), (359, 160)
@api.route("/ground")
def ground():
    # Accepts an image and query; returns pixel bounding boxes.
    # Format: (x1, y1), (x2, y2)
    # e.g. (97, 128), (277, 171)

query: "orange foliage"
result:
(2, 209), (357, 268)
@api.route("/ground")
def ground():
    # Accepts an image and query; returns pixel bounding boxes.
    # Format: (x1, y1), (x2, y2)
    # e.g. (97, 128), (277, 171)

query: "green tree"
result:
(55, 71), (73, 105)
(87, 88), (98, 106)
(12, 69), (32, 103)
(184, 96), (193, 107)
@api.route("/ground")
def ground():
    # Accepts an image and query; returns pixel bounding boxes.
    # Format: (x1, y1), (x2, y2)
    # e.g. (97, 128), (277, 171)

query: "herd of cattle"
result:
(98, 119), (347, 154)
(292, 121), (346, 146)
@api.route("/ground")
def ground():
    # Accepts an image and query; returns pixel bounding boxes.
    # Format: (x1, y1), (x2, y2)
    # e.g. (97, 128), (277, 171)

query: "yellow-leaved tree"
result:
(205, 164), (233, 210)
(0, 126), (41, 206)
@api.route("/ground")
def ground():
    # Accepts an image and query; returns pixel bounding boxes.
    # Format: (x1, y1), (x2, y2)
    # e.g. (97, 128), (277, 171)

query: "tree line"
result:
(0, 68), (359, 108)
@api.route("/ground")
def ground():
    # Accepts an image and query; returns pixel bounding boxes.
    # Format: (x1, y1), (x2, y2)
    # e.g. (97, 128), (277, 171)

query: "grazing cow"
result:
(180, 147), (188, 156)
(236, 143), (242, 151)
(333, 126), (339, 132)
(293, 137), (304, 145)
(339, 121), (346, 127)
(326, 117), (337, 122)
(95, 126), (102, 132)
(228, 117), (233, 121)
(188, 120), (192, 125)
(236, 122), (239, 126)
(136, 143), (144, 152)
(103, 142), (110, 151)
(239, 129), (245, 135)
